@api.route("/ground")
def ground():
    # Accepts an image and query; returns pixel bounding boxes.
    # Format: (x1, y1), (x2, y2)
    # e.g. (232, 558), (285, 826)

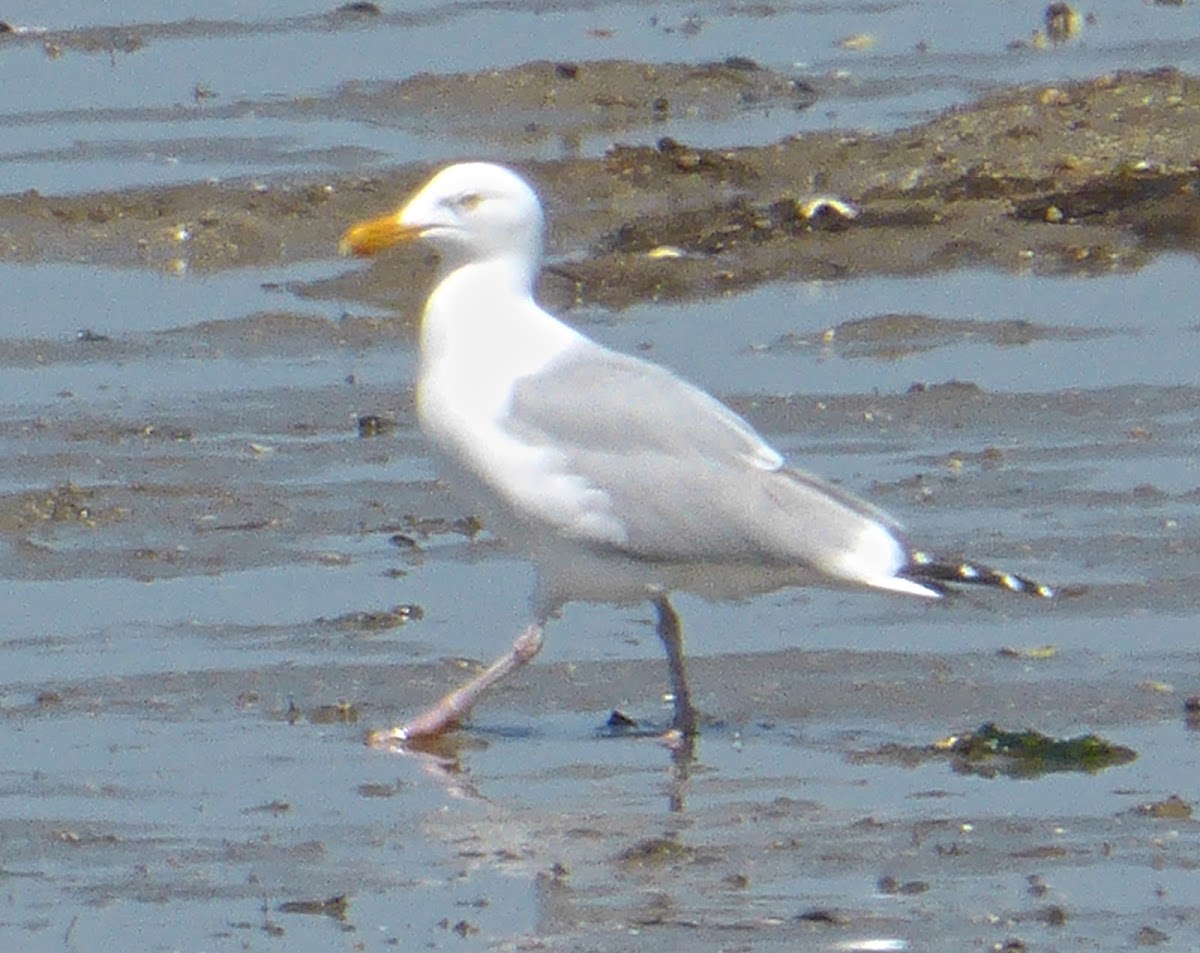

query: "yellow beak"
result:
(338, 212), (421, 257)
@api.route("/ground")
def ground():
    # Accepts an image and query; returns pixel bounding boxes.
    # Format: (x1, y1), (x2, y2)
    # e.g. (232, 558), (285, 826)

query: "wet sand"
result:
(3, 55), (1200, 952)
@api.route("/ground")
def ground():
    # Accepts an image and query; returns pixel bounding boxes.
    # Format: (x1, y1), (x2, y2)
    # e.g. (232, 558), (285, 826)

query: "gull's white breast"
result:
(415, 260), (628, 547)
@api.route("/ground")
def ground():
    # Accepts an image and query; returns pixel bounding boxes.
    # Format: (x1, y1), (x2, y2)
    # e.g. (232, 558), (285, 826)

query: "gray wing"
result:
(504, 342), (908, 579)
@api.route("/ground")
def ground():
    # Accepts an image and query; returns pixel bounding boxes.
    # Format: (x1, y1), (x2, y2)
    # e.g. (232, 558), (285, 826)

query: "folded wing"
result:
(503, 343), (921, 592)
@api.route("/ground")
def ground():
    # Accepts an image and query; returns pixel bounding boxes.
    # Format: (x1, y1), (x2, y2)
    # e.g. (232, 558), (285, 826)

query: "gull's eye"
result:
(454, 192), (484, 212)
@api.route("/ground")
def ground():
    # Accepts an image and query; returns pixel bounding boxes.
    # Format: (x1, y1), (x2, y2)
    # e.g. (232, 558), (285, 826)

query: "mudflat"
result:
(2, 56), (1198, 952)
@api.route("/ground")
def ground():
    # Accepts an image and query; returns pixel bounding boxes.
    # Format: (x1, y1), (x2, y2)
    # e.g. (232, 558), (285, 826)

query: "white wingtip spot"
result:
(868, 575), (943, 599)
(837, 523), (939, 598)
(742, 445), (785, 471)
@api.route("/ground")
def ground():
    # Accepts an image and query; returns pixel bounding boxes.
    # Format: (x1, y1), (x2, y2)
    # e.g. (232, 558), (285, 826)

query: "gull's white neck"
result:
(420, 256), (578, 366)
(416, 256), (583, 443)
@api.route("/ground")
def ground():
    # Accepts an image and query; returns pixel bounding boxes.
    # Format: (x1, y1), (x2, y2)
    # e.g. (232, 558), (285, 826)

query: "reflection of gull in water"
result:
(339, 162), (1054, 748)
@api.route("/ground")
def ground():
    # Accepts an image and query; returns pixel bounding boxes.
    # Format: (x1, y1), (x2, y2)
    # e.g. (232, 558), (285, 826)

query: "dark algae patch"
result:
(938, 722), (1137, 778)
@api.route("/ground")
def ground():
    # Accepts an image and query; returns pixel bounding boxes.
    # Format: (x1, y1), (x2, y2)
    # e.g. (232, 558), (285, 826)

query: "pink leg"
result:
(367, 622), (545, 748)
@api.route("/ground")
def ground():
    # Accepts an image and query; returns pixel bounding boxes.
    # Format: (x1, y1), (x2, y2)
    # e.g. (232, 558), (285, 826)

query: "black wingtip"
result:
(904, 550), (1055, 599)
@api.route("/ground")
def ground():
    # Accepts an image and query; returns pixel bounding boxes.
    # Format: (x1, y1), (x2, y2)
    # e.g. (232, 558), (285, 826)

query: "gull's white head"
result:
(340, 162), (545, 276)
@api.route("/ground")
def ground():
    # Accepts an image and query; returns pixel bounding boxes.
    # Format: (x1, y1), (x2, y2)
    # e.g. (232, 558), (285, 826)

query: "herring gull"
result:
(339, 162), (1053, 746)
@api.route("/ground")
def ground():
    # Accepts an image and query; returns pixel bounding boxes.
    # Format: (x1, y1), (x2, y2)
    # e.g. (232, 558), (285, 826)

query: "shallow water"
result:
(4, 2), (1200, 951)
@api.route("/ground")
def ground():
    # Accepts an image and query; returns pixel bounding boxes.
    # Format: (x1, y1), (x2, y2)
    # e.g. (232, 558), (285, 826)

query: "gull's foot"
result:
(365, 723), (472, 765)
(365, 712), (464, 751)
(365, 726), (411, 751)
(363, 728), (482, 799)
